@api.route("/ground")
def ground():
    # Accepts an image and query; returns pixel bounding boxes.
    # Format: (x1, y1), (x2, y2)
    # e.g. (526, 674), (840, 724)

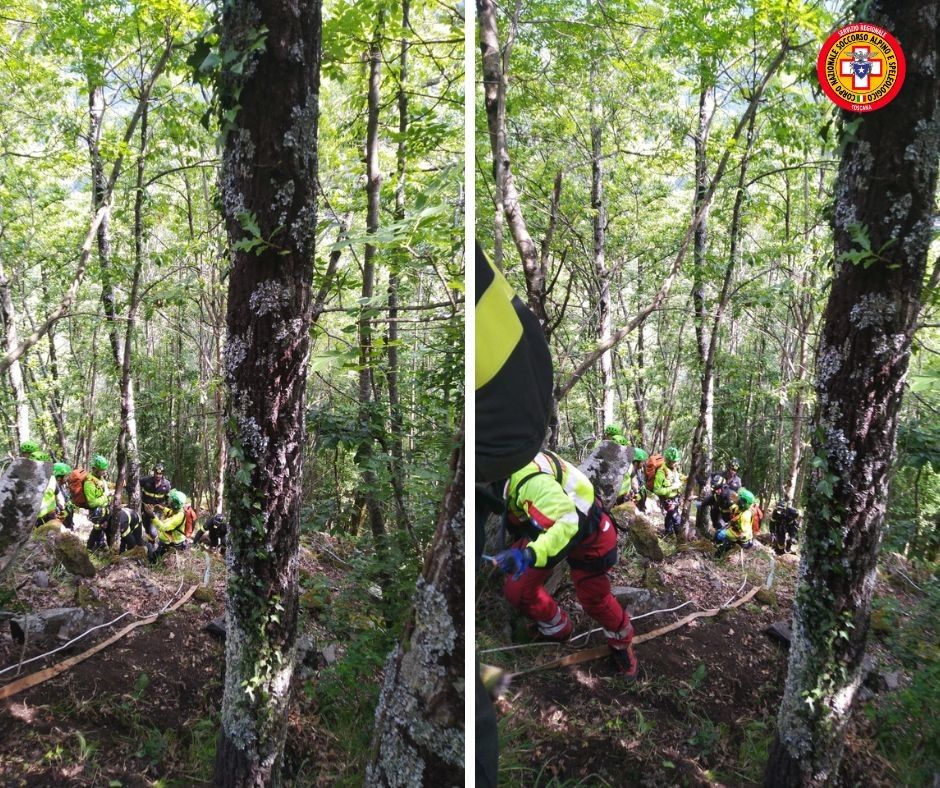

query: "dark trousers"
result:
(119, 509), (145, 552)
(661, 497), (682, 536)
(86, 508), (108, 550)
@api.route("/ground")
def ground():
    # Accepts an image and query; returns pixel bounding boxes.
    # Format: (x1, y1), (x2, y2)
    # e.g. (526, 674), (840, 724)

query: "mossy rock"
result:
(73, 583), (102, 608)
(640, 564), (664, 591)
(299, 588), (327, 614)
(115, 546), (149, 564)
(870, 608), (894, 635)
(628, 515), (664, 562)
(53, 533), (96, 577)
(755, 587), (777, 607)
(193, 586), (216, 604)
(32, 523), (63, 544)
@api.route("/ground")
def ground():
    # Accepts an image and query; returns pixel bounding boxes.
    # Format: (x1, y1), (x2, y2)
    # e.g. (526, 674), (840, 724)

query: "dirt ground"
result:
(0, 517), (355, 787)
(478, 506), (908, 787)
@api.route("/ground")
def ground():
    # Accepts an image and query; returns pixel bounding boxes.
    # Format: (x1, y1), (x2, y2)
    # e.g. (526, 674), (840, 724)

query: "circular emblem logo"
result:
(817, 23), (906, 112)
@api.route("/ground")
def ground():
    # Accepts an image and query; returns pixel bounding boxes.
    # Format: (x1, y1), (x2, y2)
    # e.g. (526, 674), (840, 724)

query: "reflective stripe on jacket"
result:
(506, 452), (594, 568)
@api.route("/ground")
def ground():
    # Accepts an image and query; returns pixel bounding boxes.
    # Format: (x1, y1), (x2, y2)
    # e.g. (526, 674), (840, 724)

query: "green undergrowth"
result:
(45, 672), (219, 785)
(305, 526), (431, 783)
(867, 570), (940, 785)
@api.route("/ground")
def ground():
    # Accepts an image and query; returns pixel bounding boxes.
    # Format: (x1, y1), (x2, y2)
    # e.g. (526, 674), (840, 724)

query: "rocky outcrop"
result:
(0, 459), (53, 580)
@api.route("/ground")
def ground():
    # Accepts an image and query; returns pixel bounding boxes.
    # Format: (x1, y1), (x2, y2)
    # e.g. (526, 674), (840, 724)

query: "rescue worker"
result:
(616, 447), (649, 511)
(53, 462), (76, 530)
(770, 496), (800, 554)
(700, 473), (727, 532)
(35, 457), (62, 528)
(19, 439), (42, 458)
(193, 512), (227, 551)
(596, 423), (628, 448)
(140, 462), (171, 540)
(84, 455), (113, 551)
(654, 446), (684, 537)
(476, 241), (554, 786)
(491, 450), (638, 678)
(150, 489), (189, 561)
(715, 487), (757, 557)
(724, 458), (743, 491)
(117, 507), (146, 553)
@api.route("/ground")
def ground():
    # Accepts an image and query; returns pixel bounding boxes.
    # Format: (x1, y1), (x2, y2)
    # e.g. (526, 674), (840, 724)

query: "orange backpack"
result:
(183, 505), (197, 538)
(645, 454), (665, 491)
(67, 468), (89, 507)
(752, 505), (763, 534)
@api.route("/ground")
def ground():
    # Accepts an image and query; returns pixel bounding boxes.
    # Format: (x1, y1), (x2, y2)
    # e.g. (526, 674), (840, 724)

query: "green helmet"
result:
(31, 450), (52, 462)
(611, 435), (628, 446)
(664, 447), (681, 462)
(92, 455), (109, 471)
(604, 424), (623, 437)
(53, 462), (72, 477)
(168, 489), (187, 509)
(19, 439), (39, 455)
(737, 488), (755, 507)
(634, 448), (649, 462)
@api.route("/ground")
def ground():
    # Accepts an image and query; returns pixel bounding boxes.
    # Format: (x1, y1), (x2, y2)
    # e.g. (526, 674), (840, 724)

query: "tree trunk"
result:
(0, 261), (29, 445)
(213, 0), (321, 784)
(355, 15), (386, 542)
(113, 95), (148, 516)
(590, 64), (613, 428)
(87, 82), (123, 368)
(386, 0), (413, 538)
(766, 3), (938, 782)
(685, 107), (757, 520)
(477, 0), (546, 325)
(365, 443), (465, 786)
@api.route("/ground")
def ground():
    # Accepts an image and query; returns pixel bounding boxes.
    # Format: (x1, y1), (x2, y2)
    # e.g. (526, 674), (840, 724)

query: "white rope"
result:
(568, 600), (696, 645)
(0, 611), (131, 678)
(0, 581), (192, 681)
(478, 642), (570, 655)
(203, 554), (211, 586)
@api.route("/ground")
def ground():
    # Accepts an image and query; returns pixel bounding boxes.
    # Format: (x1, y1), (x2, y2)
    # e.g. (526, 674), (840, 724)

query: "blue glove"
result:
(494, 547), (534, 579)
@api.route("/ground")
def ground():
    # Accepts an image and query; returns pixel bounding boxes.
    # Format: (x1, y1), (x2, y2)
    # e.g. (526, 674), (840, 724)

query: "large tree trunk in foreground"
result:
(365, 444), (465, 786)
(766, 3), (938, 784)
(214, 1), (321, 785)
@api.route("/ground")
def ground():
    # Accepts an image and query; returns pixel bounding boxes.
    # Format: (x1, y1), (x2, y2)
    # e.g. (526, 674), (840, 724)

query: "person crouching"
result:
(490, 450), (638, 679)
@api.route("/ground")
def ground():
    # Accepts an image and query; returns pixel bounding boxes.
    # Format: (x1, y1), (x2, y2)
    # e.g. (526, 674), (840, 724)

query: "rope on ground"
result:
(568, 601), (696, 645)
(492, 584), (762, 680)
(0, 584), (197, 700)
(0, 611), (132, 679)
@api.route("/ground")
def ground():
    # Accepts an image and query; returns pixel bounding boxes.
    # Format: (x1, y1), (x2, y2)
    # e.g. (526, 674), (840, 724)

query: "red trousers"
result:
(503, 516), (632, 645)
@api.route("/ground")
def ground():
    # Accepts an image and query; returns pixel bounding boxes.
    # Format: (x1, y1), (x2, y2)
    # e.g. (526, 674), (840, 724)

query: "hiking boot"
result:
(610, 643), (638, 680)
(530, 610), (573, 642)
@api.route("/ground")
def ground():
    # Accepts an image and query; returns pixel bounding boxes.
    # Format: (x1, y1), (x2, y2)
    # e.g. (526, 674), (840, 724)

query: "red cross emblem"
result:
(839, 46), (883, 91)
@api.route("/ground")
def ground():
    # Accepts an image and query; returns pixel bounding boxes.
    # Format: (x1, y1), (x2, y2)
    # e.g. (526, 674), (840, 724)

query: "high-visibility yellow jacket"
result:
(38, 475), (58, 520)
(83, 475), (110, 509)
(155, 507), (187, 544)
(475, 246), (553, 483)
(727, 506), (754, 542)
(654, 464), (682, 500)
(505, 452), (595, 568)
